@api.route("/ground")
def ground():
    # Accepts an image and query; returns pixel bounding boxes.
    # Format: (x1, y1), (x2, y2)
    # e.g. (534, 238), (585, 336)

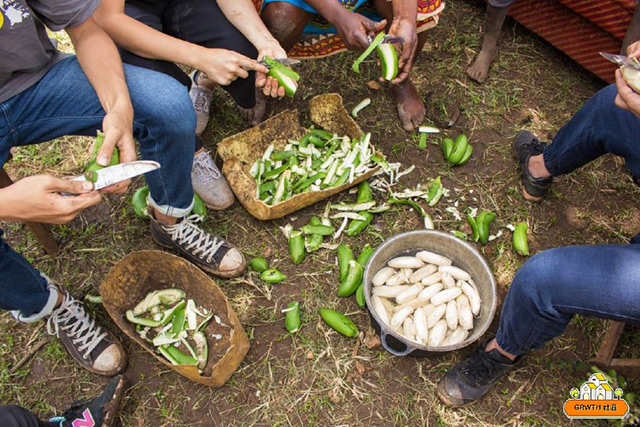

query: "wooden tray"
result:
(217, 93), (380, 220)
(99, 251), (250, 387)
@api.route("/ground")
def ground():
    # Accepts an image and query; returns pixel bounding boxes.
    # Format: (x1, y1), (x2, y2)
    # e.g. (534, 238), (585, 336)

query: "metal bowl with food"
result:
(363, 230), (497, 356)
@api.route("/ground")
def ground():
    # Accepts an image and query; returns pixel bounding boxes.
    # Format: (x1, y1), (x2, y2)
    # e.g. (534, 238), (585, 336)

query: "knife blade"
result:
(258, 58), (301, 69)
(73, 161), (160, 190)
(599, 52), (640, 70)
(368, 35), (405, 45)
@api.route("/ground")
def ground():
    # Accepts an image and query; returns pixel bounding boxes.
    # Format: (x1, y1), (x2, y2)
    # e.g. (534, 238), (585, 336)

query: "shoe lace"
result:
(194, 151), (221, 179)
(162, 215), (224, 263)
(191, 86), (211, 115)
(46, 295), (107, 359)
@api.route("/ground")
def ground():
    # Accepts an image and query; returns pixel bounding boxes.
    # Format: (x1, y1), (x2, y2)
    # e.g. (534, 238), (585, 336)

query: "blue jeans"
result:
(496, 84), (640, 356)
(0, 56), (195, 217)
(543, 84), (640, 178)
(0, 56), (197, 319)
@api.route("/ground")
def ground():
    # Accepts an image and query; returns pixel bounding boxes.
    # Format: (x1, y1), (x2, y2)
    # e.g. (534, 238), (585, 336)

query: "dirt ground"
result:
(2, 0), (639, 425)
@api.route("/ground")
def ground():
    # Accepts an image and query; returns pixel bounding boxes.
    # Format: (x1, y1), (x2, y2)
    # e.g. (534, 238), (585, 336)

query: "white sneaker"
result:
(192, 150), (235, 210)
(189, 71), (213, 136)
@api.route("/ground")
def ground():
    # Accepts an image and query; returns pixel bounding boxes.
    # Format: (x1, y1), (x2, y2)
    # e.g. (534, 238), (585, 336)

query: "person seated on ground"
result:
(437, 42), (640, 407)
(1, 0), (246, 375)
(94, 0), (292, 210)
(260, 0), (444, 131)
(0, 375), (125, 426)
(467, 0), (640, 83)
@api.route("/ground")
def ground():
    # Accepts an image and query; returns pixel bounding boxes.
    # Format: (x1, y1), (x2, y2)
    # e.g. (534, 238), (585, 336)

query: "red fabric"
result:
(509, 0), (635, 82)
(556, 0), (634, 39)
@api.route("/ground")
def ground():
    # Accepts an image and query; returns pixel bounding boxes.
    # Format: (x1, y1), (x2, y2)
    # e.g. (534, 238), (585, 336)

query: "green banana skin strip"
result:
(352, 32), (386, 73)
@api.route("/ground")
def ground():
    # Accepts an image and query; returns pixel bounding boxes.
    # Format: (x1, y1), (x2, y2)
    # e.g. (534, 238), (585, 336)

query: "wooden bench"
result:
(592, 321), (640, 377)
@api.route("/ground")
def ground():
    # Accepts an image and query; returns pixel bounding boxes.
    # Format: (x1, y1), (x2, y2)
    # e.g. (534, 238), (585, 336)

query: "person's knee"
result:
(262, 3), (303, 42)
(128, 68), (197, 140)
(509, 250), (560, 304)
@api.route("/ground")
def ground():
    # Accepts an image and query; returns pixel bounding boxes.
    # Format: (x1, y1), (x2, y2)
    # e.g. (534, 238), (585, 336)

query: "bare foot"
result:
(467, 48), (497, 83)
(239, 89), (267, 127)
(391, 80), (425, 132)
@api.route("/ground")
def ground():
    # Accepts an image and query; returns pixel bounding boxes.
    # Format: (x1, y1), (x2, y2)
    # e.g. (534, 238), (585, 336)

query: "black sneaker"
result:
(46, 291), (126, 376)
(437, 339), (520, 407)
(49, 374), (126, 427)
(150, 214), (246, 278)
(514, 131), (553, 201)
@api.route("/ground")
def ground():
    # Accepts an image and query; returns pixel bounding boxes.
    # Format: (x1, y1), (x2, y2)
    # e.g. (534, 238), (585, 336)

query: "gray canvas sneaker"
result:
(189, 70), (213, 136)
(46, 291), (126, 376)
(192, 150), (235, 210)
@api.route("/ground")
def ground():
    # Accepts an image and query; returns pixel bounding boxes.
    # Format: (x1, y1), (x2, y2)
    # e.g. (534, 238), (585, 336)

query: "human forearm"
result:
(93, 10), (204, 70)
(67, 17), (137, 185)
(303, 0), (349, 24)
(392, 0), (417, 22)
(67, 18), (132, 116)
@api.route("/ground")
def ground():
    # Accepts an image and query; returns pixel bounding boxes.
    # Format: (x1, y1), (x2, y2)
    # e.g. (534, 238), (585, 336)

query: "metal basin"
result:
(363, 230), (497, 356)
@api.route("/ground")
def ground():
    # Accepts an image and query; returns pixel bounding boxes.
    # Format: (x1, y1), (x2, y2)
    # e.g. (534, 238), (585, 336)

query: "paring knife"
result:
(73, 161), (160, 191)
(368, 35), (405, 45)
(599, 52), (640, 70)
(258, 58), (301, 68)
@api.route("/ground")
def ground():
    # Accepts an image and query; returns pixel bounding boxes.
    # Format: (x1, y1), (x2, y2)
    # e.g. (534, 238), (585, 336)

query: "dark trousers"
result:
(122, 0), (258, 109)
(0, 405), (54, 427)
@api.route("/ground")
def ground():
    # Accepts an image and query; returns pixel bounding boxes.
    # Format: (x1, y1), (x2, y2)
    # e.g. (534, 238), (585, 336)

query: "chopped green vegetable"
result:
(264, 56), (299, 98)
(513, 222), (530, 256)
(351, 98), (371, 118)
(248, 257), (269, 272)
(289, 230), (305, 264)
(418, 132), (427, 149)
(319, 308), (359, 337)
(261, 268), (286, 283)
(376, 41), (399, 81)
(337, 260), (364, 297)
(284, 301), (301, 333)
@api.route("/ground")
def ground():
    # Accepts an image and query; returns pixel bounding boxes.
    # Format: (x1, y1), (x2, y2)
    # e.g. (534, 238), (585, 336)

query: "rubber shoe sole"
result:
(521, 183), (545, 202)
(513, 131), (552, 201)
(436, 379), (483, 408)
(101, 375), (126, 427)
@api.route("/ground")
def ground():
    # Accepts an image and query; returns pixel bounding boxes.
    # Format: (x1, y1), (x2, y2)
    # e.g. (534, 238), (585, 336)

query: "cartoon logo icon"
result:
(563, 371), (630, 420)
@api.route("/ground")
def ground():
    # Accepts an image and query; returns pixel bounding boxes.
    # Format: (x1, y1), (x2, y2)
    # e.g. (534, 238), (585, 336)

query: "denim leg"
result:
(496, 244), (640, 356)
(1, 56), (195, 217)
(0, 231), (58, 321)
(543, 84), (640, 177)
